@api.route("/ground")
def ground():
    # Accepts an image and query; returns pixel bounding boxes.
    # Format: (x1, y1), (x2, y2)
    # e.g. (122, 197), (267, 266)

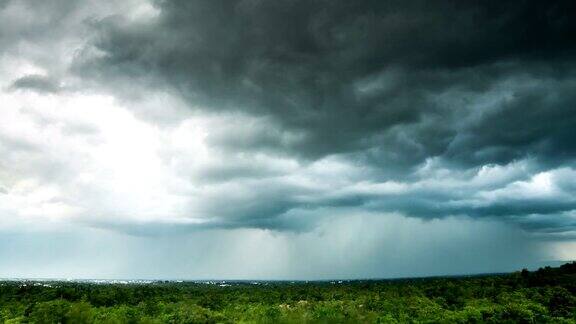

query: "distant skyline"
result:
(1, 0), (575, 279)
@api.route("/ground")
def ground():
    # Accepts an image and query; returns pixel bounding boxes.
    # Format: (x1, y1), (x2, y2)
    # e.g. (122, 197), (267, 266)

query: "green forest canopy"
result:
(1, 263), (576, 323)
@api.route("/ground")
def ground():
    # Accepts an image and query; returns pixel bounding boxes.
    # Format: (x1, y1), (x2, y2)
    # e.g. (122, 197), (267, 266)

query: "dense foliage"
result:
(1, 263), (575, 323)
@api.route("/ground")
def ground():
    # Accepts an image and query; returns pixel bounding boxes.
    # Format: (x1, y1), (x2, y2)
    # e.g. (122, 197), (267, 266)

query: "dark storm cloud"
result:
(3, 0), (576, 280)
(79, 0), (576, 160)
(443, 77), (576, 166)
(69, 0), (576, 233)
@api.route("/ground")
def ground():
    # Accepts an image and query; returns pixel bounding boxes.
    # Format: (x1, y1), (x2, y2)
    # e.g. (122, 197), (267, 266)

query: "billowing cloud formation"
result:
(1, 0), (576, 256)
(77, 0), (576, 234)
(80, 0), (576, 164)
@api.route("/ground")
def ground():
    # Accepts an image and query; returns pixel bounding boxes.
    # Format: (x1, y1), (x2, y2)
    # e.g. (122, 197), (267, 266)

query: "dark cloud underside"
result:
(6, 0), (576, 280)
(66, 0), (576, 232)
(1, 0), (574, 236)
(81, 0), (576, 168)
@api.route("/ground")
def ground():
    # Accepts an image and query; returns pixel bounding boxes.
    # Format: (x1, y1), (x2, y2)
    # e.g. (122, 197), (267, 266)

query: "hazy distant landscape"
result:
(1, 263), (575, 323)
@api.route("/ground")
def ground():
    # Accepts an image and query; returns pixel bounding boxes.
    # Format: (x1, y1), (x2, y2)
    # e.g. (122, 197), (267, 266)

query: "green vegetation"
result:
(1, 263), (576, 323)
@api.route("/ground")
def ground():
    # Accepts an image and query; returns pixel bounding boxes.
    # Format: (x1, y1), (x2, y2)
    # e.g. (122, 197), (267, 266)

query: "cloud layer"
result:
(1, 0), (576, 278)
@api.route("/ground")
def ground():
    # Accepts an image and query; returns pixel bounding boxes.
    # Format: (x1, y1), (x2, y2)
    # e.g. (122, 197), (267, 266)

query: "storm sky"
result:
(1, 0), (575, 279)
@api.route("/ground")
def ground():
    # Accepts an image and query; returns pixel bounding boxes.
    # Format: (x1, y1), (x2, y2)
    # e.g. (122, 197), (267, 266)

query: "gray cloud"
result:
(78, 0), (576, 167)
(62, 0), (576, 235)
(2, 0), (576, 279)
(9, 74), (61, 93)
(0, 0), (575, 240)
